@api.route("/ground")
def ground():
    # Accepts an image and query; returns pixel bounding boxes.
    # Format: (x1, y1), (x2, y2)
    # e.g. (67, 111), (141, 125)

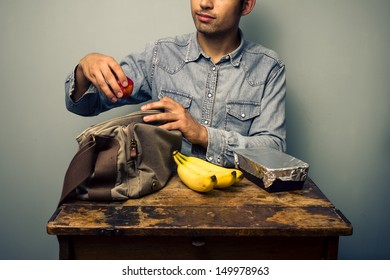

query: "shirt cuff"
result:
(205, 127), (230, 167)
(66, 64), (97, 103)
(65, 65), (100, 116)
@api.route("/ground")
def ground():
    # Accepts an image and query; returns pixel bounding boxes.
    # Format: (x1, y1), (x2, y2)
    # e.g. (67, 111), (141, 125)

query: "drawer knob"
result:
(192, 238), (206, 247)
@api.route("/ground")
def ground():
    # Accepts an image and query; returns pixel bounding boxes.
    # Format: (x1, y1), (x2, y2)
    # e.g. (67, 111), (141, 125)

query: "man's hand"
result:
(73, 53), (129, 102)
(141, 97), (208, 148)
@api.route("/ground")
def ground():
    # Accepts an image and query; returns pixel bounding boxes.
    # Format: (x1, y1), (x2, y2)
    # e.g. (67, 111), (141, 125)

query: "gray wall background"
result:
(0, 0), (389, 259)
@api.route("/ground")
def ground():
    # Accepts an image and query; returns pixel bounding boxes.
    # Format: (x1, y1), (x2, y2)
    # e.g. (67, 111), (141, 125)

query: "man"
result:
(65, 0), (286, 167)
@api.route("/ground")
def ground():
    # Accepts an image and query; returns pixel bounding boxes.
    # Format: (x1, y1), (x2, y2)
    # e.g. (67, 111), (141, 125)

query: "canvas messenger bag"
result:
(58, 110), (182, 206)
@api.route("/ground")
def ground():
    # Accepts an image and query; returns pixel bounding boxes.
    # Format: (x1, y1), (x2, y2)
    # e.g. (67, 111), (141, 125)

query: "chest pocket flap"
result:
(160, 89), (192, 109)
(226, 101), (261, 121)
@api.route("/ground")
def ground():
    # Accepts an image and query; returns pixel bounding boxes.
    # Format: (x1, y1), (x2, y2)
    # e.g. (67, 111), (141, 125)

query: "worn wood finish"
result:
(47, 176), (352, 259)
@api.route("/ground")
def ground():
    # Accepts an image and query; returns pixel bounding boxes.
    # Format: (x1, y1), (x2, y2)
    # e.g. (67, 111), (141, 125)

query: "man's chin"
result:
(195, 26), (216, 36)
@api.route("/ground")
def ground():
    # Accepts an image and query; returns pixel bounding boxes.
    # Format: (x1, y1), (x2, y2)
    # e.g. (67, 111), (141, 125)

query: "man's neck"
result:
(197, 29), (241, 63)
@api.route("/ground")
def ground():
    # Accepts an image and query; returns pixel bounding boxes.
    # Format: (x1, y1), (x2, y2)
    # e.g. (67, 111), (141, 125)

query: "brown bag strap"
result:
(87, 137), (119, 201)
(58, 136), (119, 206)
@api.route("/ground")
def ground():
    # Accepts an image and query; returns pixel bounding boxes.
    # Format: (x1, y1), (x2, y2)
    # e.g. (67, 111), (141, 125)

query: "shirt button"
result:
(241, 113), (246, 118)
(217, 158), (221, 163)
(208, 93), (212, 98)
(212, 67), (216, 71)
(204, 120), (209, 125)
(208, 156), (213, 161)
(225, 56), (229, 59)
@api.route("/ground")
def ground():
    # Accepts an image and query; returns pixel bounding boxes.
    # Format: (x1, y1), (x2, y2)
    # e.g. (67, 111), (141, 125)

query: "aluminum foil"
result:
(233, 147), (309, 189)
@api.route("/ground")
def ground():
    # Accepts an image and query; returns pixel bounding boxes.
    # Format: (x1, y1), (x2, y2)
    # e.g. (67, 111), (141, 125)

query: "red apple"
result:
(117, 77), (134, 98)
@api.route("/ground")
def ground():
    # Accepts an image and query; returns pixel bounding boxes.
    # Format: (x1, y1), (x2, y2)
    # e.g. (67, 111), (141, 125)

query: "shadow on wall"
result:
(241, 8), (279, 49)
(241, 12), (307, 158)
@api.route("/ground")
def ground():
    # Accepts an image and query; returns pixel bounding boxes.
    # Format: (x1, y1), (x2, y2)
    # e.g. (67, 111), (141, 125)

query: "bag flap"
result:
(76, 110), (163, 144)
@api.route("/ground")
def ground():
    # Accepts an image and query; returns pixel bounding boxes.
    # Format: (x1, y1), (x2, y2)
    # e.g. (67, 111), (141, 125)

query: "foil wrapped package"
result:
(233, 147), (309, 192)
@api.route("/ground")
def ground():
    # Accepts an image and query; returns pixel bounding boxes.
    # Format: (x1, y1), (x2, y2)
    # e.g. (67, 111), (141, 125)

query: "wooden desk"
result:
(47, 176), (352, 260)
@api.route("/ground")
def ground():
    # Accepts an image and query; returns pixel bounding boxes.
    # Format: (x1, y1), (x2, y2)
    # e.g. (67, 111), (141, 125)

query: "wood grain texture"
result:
(47, 176), (352, 259)
(47, 177), (352, 237)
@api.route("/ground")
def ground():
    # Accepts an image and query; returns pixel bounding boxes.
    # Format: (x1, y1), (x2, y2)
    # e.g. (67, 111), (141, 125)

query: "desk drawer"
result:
(59, 235), (338, 260)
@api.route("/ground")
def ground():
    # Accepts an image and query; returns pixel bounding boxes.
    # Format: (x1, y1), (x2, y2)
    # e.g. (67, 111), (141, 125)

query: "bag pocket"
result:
(126, 123), (182, 198)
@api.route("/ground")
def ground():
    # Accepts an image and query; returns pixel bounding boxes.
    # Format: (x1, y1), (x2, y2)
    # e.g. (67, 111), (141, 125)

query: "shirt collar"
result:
(185, 29), (246, 67)
(185, 32), (202, 63)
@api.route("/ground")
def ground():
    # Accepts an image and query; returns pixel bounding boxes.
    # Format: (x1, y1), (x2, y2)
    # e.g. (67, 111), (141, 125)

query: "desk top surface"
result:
(47, 176), (352, 237)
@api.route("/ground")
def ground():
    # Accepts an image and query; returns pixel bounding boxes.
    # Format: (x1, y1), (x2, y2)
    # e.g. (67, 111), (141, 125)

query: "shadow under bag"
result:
(58, 110), (182, 206)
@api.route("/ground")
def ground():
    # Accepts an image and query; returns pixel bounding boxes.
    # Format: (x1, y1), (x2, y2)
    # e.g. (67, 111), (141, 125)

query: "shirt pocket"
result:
(159, 88), (193, 109)
(225, 101), (261, 134)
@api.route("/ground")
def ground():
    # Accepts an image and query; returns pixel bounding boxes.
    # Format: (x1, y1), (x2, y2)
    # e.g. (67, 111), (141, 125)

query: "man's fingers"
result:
(81, 53), (127, 101)
(143, 112), (176, 123)
(93, 72), (119, 102)
(104, 76), (123, 98)
(108, 60), (128, 87)
(99, 64), (123, 98)
(141, 97), (177, 111)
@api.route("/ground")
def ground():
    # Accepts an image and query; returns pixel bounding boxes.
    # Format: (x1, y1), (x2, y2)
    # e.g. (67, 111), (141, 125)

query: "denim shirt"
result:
(65, 31), (286, 167)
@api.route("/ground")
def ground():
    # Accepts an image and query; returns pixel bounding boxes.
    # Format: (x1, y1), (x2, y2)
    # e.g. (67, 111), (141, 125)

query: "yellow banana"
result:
(213, 170), (237, 189)
(234, 169), (244, 183)
(173, 152), (216, 193)
(176, 151), (237, 173)
(176, 151), (244, 188)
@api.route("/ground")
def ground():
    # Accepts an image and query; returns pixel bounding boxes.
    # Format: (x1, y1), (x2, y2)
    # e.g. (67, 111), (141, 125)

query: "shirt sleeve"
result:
(64, 66), (109, 116)
(205, 65), (287, 167)
(64, 42), (156, 116)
